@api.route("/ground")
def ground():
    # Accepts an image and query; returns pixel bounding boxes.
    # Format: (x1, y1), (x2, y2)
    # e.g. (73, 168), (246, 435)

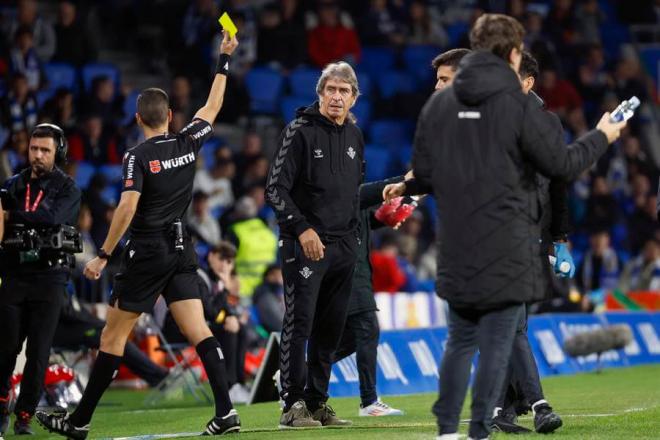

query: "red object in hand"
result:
(389, 202), (417, 225)
(375, 197), (403, 225)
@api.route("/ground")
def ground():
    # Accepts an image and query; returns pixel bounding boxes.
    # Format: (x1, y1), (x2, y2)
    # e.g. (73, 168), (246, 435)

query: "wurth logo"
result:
(162, 152), (196, 170)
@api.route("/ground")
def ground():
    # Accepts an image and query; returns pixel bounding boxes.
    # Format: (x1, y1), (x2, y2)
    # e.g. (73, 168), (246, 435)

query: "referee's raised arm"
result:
(194, 31), (239, 125)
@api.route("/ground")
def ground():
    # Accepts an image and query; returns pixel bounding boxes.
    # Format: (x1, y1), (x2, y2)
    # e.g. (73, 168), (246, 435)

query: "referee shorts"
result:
(110, 236), (203, 314)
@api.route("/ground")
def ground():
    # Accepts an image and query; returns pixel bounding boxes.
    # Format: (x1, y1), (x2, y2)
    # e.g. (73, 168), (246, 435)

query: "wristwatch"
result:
(98, 248), (111, 260)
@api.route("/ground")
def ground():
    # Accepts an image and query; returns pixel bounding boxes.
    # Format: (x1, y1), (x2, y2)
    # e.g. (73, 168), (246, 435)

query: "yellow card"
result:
(218, 12), (238, 38)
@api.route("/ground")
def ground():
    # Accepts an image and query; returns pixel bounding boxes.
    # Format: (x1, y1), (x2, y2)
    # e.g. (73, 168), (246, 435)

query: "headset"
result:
(32, 123), (68, 165)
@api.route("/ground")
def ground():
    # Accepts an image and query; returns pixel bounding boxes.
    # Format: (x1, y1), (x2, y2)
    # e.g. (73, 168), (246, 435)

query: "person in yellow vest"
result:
(226, 196), (277, 297)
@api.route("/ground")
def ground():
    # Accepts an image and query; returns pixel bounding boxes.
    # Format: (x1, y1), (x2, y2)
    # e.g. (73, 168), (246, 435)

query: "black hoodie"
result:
(411, 50), (609, 309)
(266, 102), (364, 241)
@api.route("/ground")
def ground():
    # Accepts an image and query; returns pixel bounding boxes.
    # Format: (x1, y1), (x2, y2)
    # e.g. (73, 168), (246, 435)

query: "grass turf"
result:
(11, 364), (660, 439)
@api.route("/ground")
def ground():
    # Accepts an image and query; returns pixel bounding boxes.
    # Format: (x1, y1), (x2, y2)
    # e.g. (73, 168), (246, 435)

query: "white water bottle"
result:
(609, 96), (640, 123)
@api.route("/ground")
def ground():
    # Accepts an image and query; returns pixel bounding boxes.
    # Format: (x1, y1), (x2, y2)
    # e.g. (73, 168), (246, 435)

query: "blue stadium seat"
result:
(376, 71), (416, 99)
(44, 62), (77, 91)
(101, 185), (120, 206)
(403, 45), (441, 83)
(357, 73), (372, 97)
(446, 22), (469, 47)
(98, 164), (123, 183)
(358, 47), (397, 77)
(364, 145), (391, 181)
(245, 67), (285, 114)
(81, 63), (120, 92)
(73, 162), (96, 189)
(393, 143), (412, 170)
(639, 47), (659, 87)
(36, 89), (56, 108)
(368, 119), (414, 146)
(352, 99), (372, 129)
(200, 137), (223, 171)
(288, 67), (321, 99)
(280, 96), (309, 123)
(121, 90), (140, 126)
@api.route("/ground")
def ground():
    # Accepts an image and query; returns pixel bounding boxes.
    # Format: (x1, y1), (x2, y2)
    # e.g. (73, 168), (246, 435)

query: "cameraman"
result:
(0, 123), (81, 435)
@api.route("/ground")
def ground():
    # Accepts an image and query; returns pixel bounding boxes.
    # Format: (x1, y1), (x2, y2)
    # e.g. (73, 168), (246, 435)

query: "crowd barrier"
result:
(327, 300), (660, 397)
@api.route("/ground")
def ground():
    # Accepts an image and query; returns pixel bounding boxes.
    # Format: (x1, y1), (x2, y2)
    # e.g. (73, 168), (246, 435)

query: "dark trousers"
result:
(433, 303), (523, 439)
(496, 304), (544, 413)
(212, 323), (248, 387)
(0, 277), (65, 416)
(332, 310), (380, 407)
(279, 234), (358, 409)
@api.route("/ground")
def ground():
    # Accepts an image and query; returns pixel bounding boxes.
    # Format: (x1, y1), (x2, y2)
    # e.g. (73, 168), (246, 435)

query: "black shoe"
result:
(534, 404), (563, 434)
(14, 412), (33, 435)
(492, 414), (532, 434)
(202, 409), (240, 435)
(35, 411), (88, 440)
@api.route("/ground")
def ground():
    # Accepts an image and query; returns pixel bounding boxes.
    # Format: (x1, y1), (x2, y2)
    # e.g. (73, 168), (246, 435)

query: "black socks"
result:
(70, 351), (121, 427)
(196, 337), (233, 417)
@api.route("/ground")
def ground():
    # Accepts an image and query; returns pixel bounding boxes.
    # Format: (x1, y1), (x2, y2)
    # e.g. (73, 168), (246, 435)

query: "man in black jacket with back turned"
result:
(266, 61), (363, 429)
(406, 14), (626, 440)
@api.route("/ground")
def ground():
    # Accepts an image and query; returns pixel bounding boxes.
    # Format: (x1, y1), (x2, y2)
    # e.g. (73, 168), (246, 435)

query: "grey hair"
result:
(315, 61), (360, 99)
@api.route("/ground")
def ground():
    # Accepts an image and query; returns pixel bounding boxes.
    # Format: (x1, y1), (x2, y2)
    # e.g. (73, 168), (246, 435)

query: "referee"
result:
(37, 32), (239, 439)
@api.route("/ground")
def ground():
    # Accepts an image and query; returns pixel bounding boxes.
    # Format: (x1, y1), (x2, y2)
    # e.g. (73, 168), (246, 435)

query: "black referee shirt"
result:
(121, 118), (213, 236)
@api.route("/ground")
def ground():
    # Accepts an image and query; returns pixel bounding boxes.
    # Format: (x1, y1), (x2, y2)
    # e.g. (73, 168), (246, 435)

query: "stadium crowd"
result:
(0, 0), (658, 327)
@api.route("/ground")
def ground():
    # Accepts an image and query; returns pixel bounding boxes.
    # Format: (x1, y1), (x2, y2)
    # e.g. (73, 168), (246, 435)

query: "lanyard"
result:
(24, 183), (44, 212)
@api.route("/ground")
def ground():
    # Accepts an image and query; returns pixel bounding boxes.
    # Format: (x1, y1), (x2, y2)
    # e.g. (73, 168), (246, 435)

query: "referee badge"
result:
(149, 160), (162, 174)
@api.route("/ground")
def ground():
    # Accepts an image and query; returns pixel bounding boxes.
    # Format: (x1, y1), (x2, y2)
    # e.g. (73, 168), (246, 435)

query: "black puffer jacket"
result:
(412, 51), (609, 309)
(266, 102), (364, 241)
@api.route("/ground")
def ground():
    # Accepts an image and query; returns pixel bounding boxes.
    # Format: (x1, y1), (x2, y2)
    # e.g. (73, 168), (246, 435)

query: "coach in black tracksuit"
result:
(410, 14), (626, 439)
(266, 62), (363, 428)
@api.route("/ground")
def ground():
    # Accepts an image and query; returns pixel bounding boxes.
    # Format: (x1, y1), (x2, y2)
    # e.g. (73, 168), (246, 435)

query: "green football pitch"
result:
(14, 364), (660, 440)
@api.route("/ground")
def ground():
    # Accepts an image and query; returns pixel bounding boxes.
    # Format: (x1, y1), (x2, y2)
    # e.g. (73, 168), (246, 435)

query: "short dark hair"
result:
(136, 88), (169, 129)
(469, 13), (525, 61)
(210, 241), (237, 260)
(30, 125), (60, 148)
(431, 48), (471, 70)
(519, 51), (539, 80)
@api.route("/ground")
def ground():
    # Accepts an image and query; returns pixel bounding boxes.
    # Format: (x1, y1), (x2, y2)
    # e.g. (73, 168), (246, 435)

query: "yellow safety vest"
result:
(231, 218), (277, 297)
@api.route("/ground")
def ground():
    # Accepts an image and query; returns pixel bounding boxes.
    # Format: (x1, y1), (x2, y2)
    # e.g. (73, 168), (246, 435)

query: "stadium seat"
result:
(357, 72), (372, 97)
(81, 62), (121, 92)
(639, 47), (659, 87)
(245, 67), (285, 114)
(288, 67), (321, 99)
(280, 96), (309, 123)
(358, 47), (397, 78)
(98, 164), (123, 183)
(43, 62), (77, 91)
(200, 137), (223, 171)
(352, 99), (372, 129)
(393, 143), (412, 170)
(364, 145), (391, 181)
(368, 119), (414, 146)
(121, 90), (140, 126)
(36, 89), (56, 108)
(446, 22), (469, 47)
(73, 162), (96, 189)
(403, 45), (441, 83)
(376, 71), (416, 99)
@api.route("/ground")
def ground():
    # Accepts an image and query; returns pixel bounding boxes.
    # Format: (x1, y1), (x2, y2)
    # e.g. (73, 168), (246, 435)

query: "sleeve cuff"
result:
(293, 220), (312, 238)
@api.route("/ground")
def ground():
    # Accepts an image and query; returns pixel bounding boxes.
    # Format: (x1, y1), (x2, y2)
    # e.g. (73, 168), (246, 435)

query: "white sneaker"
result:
(436, 434), (466, 440)
(359, 400), (404, 416)
(228, 383), (250, 404)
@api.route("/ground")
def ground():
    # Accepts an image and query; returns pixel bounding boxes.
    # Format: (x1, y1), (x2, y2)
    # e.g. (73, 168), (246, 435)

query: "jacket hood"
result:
(453, 50), (522, 106)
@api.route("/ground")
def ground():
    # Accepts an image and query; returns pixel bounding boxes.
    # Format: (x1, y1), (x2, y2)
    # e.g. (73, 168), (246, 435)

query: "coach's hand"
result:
(383, 182), (406, 203)
(220, 30), (239, 55)
(84, 257), (107, 280)
(596, 112), (627, 144)
(299, 228), (325, 261)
